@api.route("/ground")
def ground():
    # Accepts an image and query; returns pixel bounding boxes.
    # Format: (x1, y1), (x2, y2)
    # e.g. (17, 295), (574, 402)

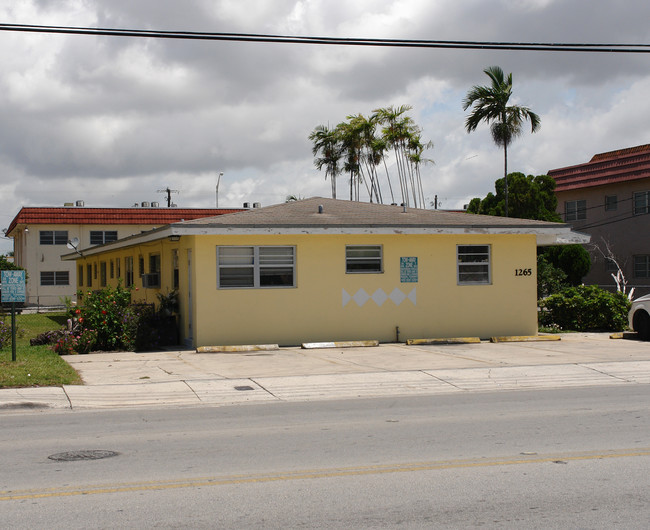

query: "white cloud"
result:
(2, 0), (650, 254)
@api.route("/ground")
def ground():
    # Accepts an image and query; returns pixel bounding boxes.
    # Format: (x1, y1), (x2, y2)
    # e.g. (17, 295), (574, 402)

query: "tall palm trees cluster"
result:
(309, 105), (433, 208)
(309, 68), (540, 217)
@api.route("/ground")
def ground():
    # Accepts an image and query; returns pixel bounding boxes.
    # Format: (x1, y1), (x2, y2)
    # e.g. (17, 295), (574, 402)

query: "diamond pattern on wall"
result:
(342, 288), (417, 308)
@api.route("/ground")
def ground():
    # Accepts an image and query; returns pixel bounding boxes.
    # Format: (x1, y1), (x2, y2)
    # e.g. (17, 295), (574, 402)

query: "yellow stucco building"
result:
(64, 198), (588, 347)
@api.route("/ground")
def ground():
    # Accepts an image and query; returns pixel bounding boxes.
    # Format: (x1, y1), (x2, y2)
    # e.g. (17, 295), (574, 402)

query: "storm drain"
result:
(48, 450), (120, 462)
(234, 385), (255, 391)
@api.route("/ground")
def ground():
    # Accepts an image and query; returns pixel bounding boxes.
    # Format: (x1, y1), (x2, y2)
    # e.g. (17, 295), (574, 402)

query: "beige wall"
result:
(191, 233), (538, 346)
(556, 177), (650, 295)
(75, 232), (539, 347)
(11, 223), (162, 306)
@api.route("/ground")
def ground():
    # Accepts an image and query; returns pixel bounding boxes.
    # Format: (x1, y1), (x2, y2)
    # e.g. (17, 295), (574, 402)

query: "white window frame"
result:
(40, 271), (69, 286)
(565, 200), (586, 221)
(457, 245), (491, 285)
(39, 230), (68, 245)
(345, 245), (383, 274)
(90, 230), (118, 245)
(217, 246), (296, 289)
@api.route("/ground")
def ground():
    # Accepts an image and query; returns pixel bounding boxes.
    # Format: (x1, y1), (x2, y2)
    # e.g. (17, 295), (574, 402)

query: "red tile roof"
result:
(549, 144), (650, 192)
(6, 207), (242, 236)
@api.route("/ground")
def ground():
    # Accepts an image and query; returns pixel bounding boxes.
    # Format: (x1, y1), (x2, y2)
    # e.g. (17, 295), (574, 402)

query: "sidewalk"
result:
(1, 333), (649, 411)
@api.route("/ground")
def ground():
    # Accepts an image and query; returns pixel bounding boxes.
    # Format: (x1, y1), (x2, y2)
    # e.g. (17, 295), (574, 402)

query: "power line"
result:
(1, 23), (650, 53)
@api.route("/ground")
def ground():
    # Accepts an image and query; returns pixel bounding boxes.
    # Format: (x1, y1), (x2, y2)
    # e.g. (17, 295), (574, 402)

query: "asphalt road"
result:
(1, 385), (649, 528)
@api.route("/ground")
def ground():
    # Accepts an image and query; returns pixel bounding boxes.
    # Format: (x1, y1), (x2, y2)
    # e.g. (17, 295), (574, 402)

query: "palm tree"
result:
(309, 124), (342, 199)
(462, 66), (540, 217)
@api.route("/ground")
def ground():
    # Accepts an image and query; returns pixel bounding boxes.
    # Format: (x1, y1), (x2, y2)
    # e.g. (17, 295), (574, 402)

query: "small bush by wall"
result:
(538, 285), (631, 332)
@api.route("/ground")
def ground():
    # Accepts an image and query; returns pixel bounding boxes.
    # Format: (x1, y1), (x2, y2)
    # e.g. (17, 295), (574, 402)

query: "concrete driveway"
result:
(1, 333), (649, 411)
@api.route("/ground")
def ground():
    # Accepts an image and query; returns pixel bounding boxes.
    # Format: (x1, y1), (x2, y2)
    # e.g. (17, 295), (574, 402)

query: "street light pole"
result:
(216, 172), (223, 208)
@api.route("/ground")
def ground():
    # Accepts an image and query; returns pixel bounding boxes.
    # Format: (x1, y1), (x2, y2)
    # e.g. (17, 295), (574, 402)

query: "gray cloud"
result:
(2, 0), (650, 253)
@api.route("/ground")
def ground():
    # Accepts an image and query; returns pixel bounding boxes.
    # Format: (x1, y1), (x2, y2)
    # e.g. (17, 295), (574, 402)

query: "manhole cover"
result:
(48, 450), (120, 462)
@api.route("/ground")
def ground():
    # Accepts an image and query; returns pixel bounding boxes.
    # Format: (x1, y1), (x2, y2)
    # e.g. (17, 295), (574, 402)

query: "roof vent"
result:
(141, 201), (150, 208)
(253, 202), (261, 208)
(76, 200), (85, 207)
(151, 201), (159, 208)
(318, 204), (323, 214)
(64, 202), (74, 207)
(243, 202), (251, 209)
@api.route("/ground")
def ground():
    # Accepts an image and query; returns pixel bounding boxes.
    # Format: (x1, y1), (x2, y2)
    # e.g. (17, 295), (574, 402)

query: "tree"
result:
(0, 255), (22, 272)
(466, 172), (560, 221)
(463, 66), (541, 217)
(309, 105), (433, 207)
(467, 173), (590, 293)
(309, 124), (342, 199)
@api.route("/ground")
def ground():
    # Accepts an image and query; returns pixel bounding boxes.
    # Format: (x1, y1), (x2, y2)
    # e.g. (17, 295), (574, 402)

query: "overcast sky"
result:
(2, 0), (650, 253)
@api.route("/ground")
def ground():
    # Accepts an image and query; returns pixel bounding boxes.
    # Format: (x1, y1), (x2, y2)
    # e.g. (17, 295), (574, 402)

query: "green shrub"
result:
(0, 317), (25, 349)
(57, 284), (179, 353)
(538, 285), (631, 331)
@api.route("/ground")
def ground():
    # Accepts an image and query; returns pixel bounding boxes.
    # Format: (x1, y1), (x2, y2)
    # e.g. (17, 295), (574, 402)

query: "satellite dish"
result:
(66, 237), (79, 250)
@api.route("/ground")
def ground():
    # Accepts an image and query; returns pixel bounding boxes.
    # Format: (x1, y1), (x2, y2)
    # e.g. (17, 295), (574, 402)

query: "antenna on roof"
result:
(157, 187), (179, 208)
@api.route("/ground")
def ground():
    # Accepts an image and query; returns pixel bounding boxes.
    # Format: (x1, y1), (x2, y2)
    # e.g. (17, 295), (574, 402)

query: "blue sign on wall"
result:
(400, 257), (418, 283)
(1, 270), (26, 303)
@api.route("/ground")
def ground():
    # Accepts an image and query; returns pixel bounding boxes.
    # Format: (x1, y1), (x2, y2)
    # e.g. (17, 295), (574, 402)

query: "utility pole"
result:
(158, 187), (179, 207)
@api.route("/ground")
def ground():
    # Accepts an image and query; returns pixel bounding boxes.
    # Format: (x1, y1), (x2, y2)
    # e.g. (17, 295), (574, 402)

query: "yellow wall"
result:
(75, 232), (539, 347)
(191, 233), (538, 346)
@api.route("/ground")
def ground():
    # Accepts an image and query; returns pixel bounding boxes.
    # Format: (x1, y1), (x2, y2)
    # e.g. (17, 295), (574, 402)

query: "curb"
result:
(196, 344), (279, 353)
(302, 340), (379, 349)
(490, 335), (561, 343)
(406, 337), (481, 345)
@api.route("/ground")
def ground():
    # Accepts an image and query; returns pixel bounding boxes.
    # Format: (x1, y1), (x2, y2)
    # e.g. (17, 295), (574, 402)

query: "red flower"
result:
(75, 309), (81, 314)
(101, 310), (107, 314)
(79, 317), (84, 323)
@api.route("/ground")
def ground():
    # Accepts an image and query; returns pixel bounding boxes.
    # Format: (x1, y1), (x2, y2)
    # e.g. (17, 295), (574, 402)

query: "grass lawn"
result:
(0, 311), (82, 388)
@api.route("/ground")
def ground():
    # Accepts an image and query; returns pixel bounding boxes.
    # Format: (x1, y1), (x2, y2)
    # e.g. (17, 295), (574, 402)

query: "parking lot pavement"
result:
(1, 333), (648, 411)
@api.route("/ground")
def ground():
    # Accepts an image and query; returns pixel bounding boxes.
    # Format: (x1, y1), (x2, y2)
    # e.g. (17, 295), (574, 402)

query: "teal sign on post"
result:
(400, 257), (418, 283)
(1, 270), (26, 303)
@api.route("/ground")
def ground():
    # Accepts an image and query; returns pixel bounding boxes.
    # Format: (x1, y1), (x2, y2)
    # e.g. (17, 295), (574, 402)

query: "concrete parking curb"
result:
(196, 344), (279, 353)
(302, 340), (379, 349)
(406, 337), (481, 345)
(490, 335), (561, 343)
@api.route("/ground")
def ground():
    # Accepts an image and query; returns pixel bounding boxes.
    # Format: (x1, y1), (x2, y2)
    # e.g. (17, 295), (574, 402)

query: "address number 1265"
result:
(515, 268), (532, 276)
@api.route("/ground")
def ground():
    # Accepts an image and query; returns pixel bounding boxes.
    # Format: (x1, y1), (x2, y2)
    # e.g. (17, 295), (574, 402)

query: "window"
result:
(605, 195), (617, 211)
(217, 246), (295, 288)
(565, 200), (586, 221)
(40, 230), (68, 245)
(40, 271), (69, 286)
(116, 258), (121, 278)
(109, 260), (114, 279)
(125, 256), (134, 287)
(78, 265), (84, 287)
(346, 245), (383, 273)
(605, 258), (618, 273)
(457, 245), (491, 285)
(93, 263), (97, 280)
(634, 255), (650, 278)
(86, 264), (92, 288)
(633, 191), (650, 215)
(100, 262), (107, 287)
(172, 249), (180, 289)
(90, 230), (118, 245)
(138, 256), (145, 276)
(145, 253), (161, 288)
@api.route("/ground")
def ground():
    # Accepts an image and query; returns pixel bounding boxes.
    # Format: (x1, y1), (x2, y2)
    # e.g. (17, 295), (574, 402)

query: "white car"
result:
(629, 294), (650, 340)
